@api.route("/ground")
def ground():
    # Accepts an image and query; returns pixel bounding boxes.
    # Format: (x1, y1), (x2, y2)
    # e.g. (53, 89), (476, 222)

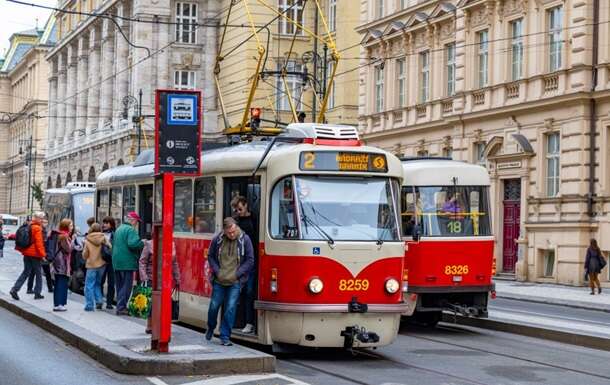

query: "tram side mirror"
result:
(412, 226), (422, 242)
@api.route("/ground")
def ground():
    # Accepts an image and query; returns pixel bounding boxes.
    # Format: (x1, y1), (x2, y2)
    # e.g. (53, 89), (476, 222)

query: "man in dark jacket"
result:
(205, 217), (254, 346)
(112, 212), (144, 315)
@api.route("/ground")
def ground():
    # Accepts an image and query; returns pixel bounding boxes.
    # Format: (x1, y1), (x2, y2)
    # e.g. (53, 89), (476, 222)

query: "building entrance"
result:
(502, 179), (521, 272)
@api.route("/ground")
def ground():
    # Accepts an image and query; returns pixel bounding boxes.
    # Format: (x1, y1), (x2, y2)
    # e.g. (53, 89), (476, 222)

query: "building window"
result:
(546, 132), (560, 197)
(511, 19), (523, 80)
(548, 6), (563, 72)
(174, 70), (196, 90)
(374, 64), (384, 113)
(446, 43), (456, 96)
(176, 2), (197, 44)
(396, 58), (406, 107)
(279, 0), (304, 35)
(276, 61), (304, 111)
(443, 147), (453, 159)
(375, 0), (384, 18)
(477, 30), (489, 88)
(475, 142), (486, 165)
(419, 51), (430, 103)
(542, 249), (555, 277)
(329, 0), (337, 32)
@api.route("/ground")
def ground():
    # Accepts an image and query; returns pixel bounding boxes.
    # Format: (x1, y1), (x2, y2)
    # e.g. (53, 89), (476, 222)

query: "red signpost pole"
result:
(158, 172), (174, 352)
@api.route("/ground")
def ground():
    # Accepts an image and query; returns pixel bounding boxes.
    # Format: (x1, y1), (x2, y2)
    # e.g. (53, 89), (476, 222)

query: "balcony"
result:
(473, 91), (485, 106)
(416, 105), (427, 118)
(544, 74), (559, 93)
(505, 82), (520, 99)
(442, 99), (453, 114)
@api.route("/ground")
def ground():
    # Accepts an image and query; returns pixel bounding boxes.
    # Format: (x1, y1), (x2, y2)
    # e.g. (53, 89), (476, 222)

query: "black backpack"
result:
(45, 231), (59, 262)
(15, 224), (32, 249)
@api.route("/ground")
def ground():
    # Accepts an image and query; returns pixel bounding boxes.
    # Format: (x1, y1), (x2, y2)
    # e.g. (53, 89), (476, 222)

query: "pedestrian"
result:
(231, 195), (258, 334)
(112, 212), (144, 316)
(139, 233), (180, 333)
(84, 217), (96, 235)
(9, 212), (47, 300)
(82, 223), (111, 311)
(100, 216), (116, 309)
(0, 215), (4, 259)
(27, 217), (54, 293)
(205, 217), (254, 346)
(50, 219), (74, 311)
(585, 239), (606, 295)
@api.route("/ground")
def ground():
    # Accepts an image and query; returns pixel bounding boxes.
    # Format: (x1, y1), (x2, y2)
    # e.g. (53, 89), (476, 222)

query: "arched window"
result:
(55, 175), (62, 188)
(47, 176), (52, 189)
(117, 159), (124, 166)
(76, 169), (83, 181)
(88, 166), (96, 182)
(66, 172), (72, 184)
(102, 162), (109, 171)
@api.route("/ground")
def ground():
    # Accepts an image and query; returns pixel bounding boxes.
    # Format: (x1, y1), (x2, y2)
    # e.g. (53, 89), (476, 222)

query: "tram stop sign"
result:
(154, 89), (202, 175)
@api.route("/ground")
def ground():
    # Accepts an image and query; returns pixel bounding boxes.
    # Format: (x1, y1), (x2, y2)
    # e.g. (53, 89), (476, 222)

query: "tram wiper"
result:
(301, 214), (335, 246)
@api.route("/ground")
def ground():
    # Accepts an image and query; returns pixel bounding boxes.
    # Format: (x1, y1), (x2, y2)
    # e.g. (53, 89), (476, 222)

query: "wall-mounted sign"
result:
(155, 90), (202, 175)
(497, 161), (522, 170)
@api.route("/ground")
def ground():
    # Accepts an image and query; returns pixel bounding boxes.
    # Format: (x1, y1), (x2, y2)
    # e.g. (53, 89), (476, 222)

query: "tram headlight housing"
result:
(385, 278), (400, 294)
(308, 278), (324, 294)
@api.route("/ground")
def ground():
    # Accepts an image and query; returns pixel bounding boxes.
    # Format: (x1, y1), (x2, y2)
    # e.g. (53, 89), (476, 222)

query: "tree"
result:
(31, 182), (44, 210)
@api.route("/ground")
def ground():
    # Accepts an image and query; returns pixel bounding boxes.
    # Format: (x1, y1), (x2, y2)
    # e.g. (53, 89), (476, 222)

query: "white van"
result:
(0, 214), (20, 239)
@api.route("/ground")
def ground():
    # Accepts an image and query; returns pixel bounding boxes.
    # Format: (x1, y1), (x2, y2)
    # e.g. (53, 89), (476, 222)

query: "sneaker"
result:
(53, 306), (62, 312)
(9, 290), (19, 300)
(34, 294), (44, 300)
(96, 303), (103, 310)
(26, 290), (34, 294)
(205, 328), (213, 341)
(145, 328), (152, 334)
(116, 309), (129, 316)
(106, 304), (114, 310)
(220, 339), (233, 346)
(241, 323), (254, 334)
(58, 305), (67, 312)
(599, 288), (602, 294)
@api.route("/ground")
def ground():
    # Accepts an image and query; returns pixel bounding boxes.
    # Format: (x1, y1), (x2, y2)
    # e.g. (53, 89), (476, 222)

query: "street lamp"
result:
(122, 90), (144, 155)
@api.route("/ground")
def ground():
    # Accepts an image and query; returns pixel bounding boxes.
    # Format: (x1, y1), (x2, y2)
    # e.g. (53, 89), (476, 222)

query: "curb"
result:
(442, 313), (610, 352)
(495, 292), (610, 313)
(0, 293), (275, 375)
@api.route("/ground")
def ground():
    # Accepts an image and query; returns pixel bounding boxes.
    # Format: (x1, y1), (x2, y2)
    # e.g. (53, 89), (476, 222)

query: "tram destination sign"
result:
(154, 89), (202, 175)
(299, 151), (388, 173)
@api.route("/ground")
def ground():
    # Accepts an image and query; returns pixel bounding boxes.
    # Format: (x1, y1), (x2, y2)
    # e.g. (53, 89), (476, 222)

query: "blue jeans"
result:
(244, 271), (256, 325)
(53, 275), (69, 307)
(207, 282), (241, 341)
(115, 270), (134, 311)
(84, 266), (106, 310)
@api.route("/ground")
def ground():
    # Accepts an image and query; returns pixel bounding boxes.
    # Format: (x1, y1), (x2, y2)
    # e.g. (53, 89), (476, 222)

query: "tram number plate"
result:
(444, 265), (469, 275)
(339, 279), (369, 291)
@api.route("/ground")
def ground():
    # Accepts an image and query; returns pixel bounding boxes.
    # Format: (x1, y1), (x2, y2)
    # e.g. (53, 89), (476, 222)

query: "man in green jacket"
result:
(112, 212), (144, 315)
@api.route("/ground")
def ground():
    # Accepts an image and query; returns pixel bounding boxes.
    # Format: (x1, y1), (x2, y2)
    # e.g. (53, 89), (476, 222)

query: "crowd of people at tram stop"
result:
(1, 194), (259, 346)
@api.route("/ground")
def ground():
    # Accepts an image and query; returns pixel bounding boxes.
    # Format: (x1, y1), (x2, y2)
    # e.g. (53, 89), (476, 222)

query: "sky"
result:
(0, 0), (56, 57)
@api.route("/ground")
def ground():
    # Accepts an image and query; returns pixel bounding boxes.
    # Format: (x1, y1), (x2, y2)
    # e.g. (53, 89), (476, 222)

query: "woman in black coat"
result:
(585, 239), (606, 295)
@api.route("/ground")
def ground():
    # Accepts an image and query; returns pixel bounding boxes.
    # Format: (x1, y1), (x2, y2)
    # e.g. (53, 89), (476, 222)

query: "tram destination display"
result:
(155, 89), (202, 175)
(299, 151), (388, 173)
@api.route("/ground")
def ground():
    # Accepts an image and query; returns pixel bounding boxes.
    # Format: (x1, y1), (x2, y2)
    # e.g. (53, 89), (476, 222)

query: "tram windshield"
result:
(270, 176), (401, 242)
(401, 186), (491, 237)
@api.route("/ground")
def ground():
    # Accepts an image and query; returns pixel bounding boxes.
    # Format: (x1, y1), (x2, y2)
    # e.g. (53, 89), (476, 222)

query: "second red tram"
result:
(96, 123), (408, 348)
(400, 158), (495, 326)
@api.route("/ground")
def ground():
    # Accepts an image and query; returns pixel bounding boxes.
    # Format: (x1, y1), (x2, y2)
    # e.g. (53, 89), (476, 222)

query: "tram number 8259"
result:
(339, 279), (370, 291)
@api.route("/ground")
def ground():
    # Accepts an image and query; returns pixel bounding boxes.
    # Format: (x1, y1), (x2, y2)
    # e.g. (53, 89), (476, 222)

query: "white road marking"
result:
(147, 377), (169, 385)
(182, 374), (309, 385)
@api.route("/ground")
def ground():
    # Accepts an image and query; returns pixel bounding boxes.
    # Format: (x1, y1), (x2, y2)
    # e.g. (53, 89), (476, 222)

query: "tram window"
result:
(110, 187), (123, 225)
(97, 189), (109, 222)
(270, 177), (299, 239)
(194, 177), (216, 233)
(174, 179), (193, 233)
(123, 185), (136, 215)
(401, 190), (416, 236)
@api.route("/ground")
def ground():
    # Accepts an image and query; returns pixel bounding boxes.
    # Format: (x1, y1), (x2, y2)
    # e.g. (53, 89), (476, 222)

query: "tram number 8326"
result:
(339, 279), (370, 291)
(444, 265), (469, 275)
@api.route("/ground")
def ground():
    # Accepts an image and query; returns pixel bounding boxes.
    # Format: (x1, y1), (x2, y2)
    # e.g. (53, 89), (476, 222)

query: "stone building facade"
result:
(44, 0), (219, 188)
(0, 21), (55, 220)
(215, 0), (361, 131)
(357, 0), (610, 286)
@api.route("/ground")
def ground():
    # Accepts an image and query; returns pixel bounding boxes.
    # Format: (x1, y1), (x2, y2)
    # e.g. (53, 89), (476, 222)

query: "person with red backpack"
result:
(10, 212), (47, 300)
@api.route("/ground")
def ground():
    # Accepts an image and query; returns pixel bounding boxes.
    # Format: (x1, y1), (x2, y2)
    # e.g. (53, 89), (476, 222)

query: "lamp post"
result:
(122, 91), (143, 155)
(19, 136), (33, 215)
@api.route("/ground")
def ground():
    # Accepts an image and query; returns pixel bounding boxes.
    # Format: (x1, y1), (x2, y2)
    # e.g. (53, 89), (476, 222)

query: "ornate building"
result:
(44, 0), (219, 188)
(0, 20), (56, 220)
(358, 0), (609, 286)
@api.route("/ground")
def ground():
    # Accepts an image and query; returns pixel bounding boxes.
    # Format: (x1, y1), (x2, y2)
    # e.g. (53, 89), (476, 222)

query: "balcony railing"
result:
(416, 105), (427, 118)
(506, 82), (519, 99)
(473, 91), (485, 106)
(442, 99), (453, 113)
(544, 74), (559, 92)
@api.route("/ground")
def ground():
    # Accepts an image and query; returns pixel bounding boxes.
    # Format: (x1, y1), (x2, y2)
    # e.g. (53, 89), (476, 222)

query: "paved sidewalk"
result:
(0, 246), (274, 376)
(494, 280), (610, 312)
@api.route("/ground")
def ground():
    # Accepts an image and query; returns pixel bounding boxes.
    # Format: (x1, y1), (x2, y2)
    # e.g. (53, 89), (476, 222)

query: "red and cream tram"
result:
(400, 158), (495, 326)
(96, 123), (408, 348)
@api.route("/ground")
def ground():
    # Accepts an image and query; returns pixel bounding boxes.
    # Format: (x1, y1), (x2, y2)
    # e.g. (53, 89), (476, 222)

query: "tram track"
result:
(400, 323), (610, 382)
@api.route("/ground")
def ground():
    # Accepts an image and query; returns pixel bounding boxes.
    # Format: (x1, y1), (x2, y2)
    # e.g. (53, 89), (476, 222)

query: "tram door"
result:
(223, 177), (261, 332)
(139, 184), (154, 238)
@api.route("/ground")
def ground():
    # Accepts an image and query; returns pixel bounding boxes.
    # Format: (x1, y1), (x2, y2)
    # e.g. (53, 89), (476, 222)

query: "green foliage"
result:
(31, 182), (44, 209)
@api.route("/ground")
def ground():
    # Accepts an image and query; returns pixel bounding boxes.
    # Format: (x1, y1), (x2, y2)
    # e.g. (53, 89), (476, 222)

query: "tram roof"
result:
(401, 159), (490, 186)
(44, 187), (96, 196)
(97, 140), (398, 186)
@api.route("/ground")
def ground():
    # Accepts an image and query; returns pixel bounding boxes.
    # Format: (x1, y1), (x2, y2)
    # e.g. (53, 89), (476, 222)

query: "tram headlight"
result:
(385, 278), (400, 294)
(308, 278), (324, 294)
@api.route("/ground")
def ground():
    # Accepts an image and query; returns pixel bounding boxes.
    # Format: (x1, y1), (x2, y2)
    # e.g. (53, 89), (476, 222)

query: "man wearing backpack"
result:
(10, 212), (47, 300)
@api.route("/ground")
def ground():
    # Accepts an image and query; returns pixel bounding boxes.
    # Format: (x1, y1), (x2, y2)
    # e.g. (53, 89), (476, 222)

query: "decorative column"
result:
(65, 44), (77, 143)
(48, 58), (58, 152)
(56, 52), (67, 147)
(87, 26), (101, 135)
(99, 18), (115, 130)
(75, 36), (89, 140)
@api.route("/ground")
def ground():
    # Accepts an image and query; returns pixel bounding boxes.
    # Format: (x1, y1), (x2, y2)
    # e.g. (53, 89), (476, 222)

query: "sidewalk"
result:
(0, 256), (274, 376)
(494, 280), (610, 312)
